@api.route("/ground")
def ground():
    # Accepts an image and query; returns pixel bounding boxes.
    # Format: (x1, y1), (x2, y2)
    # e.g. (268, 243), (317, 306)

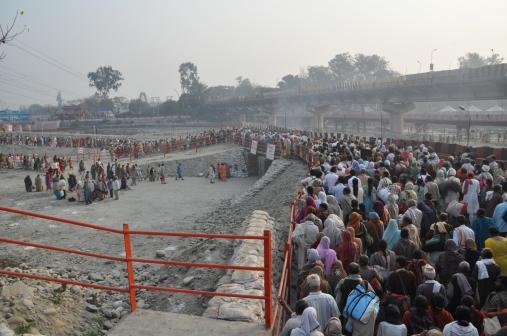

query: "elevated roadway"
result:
(208, 64), (507, 135)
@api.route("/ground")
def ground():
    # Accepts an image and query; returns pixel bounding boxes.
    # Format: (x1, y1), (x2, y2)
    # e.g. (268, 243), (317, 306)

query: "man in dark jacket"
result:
(435, 239), (465, 285)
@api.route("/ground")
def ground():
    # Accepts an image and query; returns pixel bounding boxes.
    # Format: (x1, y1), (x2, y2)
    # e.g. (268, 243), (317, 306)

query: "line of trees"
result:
(67, 50), (506, 120)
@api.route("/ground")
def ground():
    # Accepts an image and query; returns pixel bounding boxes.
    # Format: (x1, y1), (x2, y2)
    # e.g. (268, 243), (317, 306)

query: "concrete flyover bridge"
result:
(207, 64), (507, 136)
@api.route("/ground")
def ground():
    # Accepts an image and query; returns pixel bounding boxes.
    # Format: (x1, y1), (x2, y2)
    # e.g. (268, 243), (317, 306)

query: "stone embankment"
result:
(137, 147), (249, 177)
(203, 210), (273, 322)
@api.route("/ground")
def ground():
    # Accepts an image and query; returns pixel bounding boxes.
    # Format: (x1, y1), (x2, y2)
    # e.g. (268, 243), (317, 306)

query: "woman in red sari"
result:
(338, 230), (358, 273)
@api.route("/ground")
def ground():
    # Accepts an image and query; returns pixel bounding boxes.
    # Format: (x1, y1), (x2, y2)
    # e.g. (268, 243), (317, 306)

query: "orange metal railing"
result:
(271, 201), (297, 335)
(0, 206), (273, 327)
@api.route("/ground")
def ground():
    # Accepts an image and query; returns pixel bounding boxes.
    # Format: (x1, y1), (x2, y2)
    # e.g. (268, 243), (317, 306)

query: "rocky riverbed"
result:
(0, 158), (307, 335)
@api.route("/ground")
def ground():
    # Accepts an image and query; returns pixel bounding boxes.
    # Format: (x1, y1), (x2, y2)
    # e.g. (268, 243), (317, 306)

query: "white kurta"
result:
(462, 179), (480, 215)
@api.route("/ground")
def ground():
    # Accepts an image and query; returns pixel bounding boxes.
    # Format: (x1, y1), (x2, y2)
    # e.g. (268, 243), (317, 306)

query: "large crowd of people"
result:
(279, 134), (507, 336)
(4, 126), (507, 335)
(0, 128), (238, 162)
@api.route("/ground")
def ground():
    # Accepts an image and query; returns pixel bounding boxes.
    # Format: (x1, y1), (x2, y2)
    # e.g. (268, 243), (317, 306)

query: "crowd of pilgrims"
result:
(21, 156), (144, 205)
(0, 128), (236, 160)
(282, 137), (507, 336)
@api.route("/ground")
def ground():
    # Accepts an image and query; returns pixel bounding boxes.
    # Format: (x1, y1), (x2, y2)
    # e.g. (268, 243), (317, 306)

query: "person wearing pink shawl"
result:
(296, 196), (317, 224)
(316, 236), (337, 275)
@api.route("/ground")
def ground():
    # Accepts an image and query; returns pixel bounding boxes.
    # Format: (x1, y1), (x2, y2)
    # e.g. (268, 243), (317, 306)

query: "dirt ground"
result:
(0, 173), (256, 274)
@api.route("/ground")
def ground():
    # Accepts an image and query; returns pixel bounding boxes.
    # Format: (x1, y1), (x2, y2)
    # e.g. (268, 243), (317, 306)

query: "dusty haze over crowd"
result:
(1, 0), (507, 106)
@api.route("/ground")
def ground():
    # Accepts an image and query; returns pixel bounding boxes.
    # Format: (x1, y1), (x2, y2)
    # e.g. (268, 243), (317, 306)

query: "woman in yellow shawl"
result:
(485, 227), (507, 275)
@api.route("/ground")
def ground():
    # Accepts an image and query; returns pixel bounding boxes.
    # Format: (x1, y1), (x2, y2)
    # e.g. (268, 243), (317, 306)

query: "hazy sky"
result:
(1, 0), (506, 108)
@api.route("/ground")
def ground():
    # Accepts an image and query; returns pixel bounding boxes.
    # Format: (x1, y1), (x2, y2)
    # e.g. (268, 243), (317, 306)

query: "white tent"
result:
(439, 105), (457, 112)
(466, 105), (482, 112)
(486, 104), (505, 112)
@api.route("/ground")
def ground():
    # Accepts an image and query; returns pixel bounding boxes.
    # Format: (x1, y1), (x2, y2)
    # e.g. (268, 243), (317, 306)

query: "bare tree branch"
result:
(0, 10), (27, 60)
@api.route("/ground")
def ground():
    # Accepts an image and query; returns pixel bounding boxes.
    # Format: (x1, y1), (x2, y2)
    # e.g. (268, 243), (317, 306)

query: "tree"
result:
(128, 98), (150, 115)
(0, 10), (27, 60)
(328, 53), (356, 81)
(458, 52), (504, 69)
(205, 85), (235, 101)
(354, 54), (395, 81)
(235, 77), (256, 96)
(83, 95), (114, 114)
(486, 52), (504, 65)
(277, 74), (303, 90)
(87, 66), (124, 97)
(158, 99), (180, 116)
(179, 62), (206, 95)
(178, 62), (207, 107)
(306, 66), (334, 87)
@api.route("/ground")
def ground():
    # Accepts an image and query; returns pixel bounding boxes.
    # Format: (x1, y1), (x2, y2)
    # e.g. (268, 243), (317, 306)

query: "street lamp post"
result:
(378, 103), (383, 141)
(459, 105), (471, 147)
(430, 49), (438, 71)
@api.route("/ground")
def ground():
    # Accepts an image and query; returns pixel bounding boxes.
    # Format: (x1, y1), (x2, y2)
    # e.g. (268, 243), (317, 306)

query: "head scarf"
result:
(368, 211), (380, 221)
(316, 236), (337, 275)
(326, 195), (341, 217)
(307, 249), (320, 263)
(297, 307), (320, 336)
(296, 196), (317, 223)
(387, 193), (398, 205)
(316, 191), (327, 207)
(383, 219), (401, 250)
(324, 214), (345, 231)
(339, 229), (357, 267)
(373, 200), (385, 219)
(348, 212), (362, 233)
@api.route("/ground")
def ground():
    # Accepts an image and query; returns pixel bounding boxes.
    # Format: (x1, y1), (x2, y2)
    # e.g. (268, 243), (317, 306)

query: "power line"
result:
(14, 40), (82, 75)
(0, 86), (49, 102)
(7, 42), (88, 83)
(0, 63), (86, 97)
(0, 77), (57, 99)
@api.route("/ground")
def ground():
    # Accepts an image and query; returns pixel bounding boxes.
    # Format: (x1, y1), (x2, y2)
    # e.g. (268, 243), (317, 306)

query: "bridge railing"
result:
(0, 206), (274, 328)
(206, 63), (507, 105)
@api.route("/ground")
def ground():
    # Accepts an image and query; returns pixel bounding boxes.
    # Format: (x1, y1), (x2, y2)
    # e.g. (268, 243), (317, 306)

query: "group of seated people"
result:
(281, 135), (507, 336)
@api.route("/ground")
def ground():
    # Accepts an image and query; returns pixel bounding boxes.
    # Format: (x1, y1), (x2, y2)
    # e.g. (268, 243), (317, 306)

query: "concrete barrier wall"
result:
(135, 147), (249, 177)
(203, 210), (274, 323)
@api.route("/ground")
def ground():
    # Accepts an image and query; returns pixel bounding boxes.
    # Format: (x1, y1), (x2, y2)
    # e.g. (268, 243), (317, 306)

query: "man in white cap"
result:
(303, 274), (340, 330)
(416, 264), (447, 305)
(478, 164), (493, 185)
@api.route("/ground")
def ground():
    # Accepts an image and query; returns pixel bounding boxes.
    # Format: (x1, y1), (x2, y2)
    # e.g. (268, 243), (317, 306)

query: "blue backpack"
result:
(343, 283), (379, 331)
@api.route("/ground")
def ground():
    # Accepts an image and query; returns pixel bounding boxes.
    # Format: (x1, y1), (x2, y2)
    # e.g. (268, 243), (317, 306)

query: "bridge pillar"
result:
(313, 113), (325, 131)
(389, 113), (404, 137)
(382, 102), (415, 138)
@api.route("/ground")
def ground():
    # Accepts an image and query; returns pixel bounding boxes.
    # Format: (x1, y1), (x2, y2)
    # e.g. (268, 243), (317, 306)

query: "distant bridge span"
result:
(208, 64), (507, 135)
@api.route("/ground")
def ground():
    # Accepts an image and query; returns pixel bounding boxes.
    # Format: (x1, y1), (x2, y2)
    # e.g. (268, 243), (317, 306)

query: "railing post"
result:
(123, 223), (137, 312)
(263, 229), (273, 328)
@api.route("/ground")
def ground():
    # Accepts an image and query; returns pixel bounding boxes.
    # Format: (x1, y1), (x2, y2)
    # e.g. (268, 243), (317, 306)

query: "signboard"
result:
(0, 110), (30, 121)
(266, 144), (276, 160)
(77, 147), (84, 154)
(250, 140), (258, 154)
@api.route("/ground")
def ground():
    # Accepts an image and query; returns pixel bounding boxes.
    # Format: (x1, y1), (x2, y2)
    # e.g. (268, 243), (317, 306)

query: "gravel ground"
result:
(142, 159), (307, 316)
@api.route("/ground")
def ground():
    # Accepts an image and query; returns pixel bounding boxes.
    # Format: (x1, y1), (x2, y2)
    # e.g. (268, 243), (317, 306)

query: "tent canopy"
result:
(486, 104), (504, 112)
(439, 105), (457, 112)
